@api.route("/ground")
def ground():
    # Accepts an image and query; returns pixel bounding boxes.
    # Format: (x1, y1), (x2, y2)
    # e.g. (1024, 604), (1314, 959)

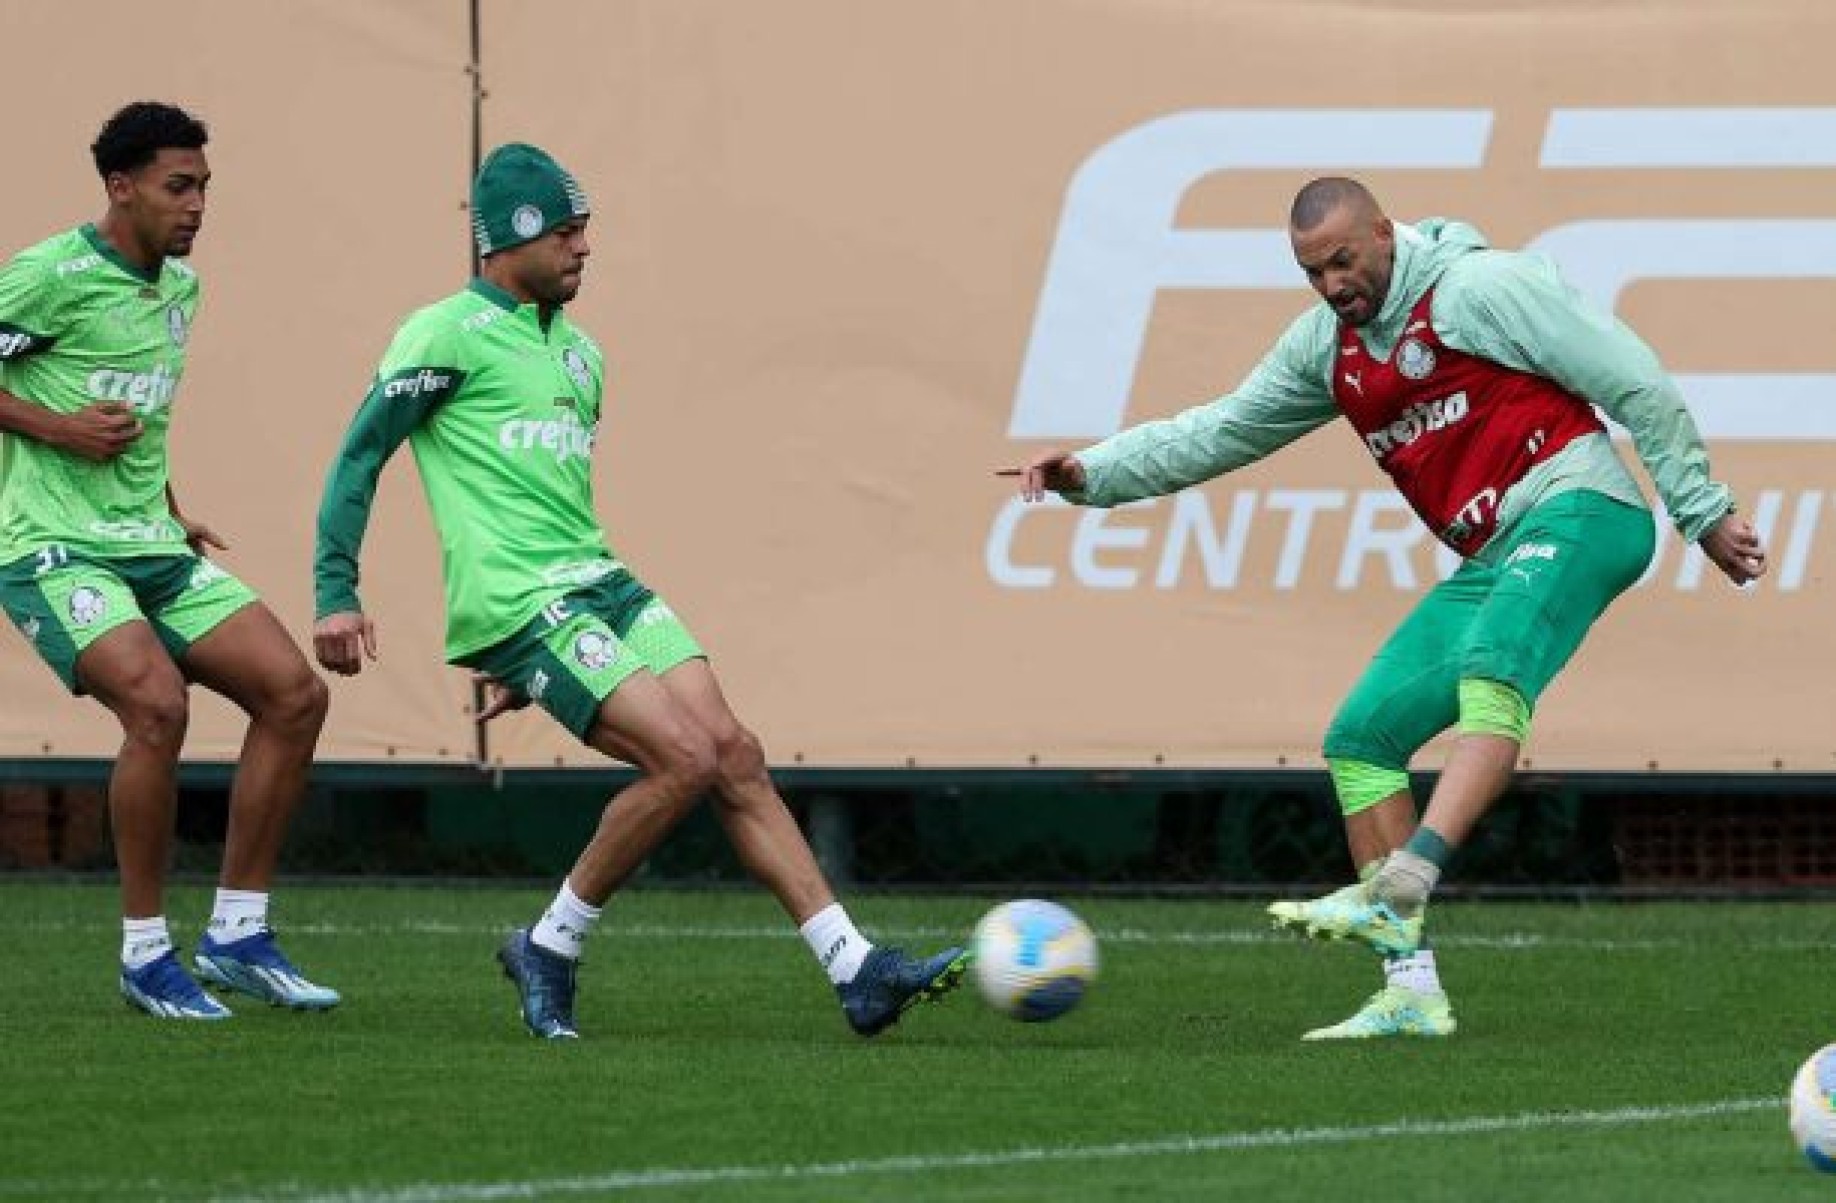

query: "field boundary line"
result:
(180, 1096), (1779, 1203)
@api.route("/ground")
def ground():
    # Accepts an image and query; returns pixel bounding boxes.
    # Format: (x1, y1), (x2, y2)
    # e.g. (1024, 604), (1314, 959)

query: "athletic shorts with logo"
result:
(1323, 489), (1657, 768)
(0, 547), (259, 693)
(458, 569), (704, 741)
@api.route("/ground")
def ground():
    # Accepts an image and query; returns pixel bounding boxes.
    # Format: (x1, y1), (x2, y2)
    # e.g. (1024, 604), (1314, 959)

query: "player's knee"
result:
(115, 678), (190, 752)
(655, 721), (720, 803)
(296, 671), (331, 729)
(714, 724), (766, 785)
(266, 669), (331, 738)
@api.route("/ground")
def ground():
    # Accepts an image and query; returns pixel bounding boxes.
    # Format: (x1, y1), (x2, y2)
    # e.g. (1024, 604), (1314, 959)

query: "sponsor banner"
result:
(1, 0), (1831, 772)
(483, 0), (1836, 771)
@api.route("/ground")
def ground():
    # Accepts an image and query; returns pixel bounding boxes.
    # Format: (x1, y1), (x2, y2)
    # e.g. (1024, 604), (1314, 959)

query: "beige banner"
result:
(0, 0), (475, 764)
(2, 1), (1833, 771)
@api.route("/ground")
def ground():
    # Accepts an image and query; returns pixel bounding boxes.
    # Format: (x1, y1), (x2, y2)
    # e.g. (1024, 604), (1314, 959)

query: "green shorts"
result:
(1323, 490), (1656, 768)
(0, 546), (259, 693)
(458, 569), (705, 741)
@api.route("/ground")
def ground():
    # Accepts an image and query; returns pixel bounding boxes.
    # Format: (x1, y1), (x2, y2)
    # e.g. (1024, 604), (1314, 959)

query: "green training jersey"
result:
(316, 278), (614, 660)
(0, 225), (196, 562)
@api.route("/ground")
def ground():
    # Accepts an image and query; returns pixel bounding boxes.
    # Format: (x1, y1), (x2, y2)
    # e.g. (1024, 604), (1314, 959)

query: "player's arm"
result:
(312, 354), (464, 675)
(164, 483), (226, 555)
(1443, 254), (1763, 583)
(1445, 254), (1733, 536)
(0, 253), (141, 461)
(0, 388), (132, 460)
(1009, 314), (1339, 507)
(0, 389), (141, 461)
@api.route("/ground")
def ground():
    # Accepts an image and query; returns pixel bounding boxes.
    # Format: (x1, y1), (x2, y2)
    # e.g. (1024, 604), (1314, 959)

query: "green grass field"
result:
(0, 882), (1829, 1202)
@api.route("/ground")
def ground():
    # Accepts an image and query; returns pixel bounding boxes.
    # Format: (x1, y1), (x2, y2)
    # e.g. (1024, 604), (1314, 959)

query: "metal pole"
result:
(466, 0), (484, 279)
(468, 0), (488, 770)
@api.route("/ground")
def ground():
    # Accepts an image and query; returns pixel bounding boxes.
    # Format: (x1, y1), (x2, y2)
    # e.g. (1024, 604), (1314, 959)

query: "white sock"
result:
(123, 916), (173, 969)
(531, 881), (601, 960)
(1384, 949), (1443, 996)
(800, 903), (872, 985)
(207, 888), (270, 945)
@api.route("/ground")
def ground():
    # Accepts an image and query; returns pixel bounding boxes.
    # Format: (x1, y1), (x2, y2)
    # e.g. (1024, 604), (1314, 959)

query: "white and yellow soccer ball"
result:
(1790, 1043), (1836, 1173)
(972, 899), (1098, 1022)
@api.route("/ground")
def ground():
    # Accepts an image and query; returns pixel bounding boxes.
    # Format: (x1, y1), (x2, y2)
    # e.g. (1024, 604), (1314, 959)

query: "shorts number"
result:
(34, 545), (68, 576)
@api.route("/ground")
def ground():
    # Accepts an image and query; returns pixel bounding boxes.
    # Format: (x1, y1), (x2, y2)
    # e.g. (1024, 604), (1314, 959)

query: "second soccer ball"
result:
(1791, 1043), (1836, 1173)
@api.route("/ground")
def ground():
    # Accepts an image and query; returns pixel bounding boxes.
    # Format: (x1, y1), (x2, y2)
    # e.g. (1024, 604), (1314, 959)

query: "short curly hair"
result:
(91, 101), (209, 178)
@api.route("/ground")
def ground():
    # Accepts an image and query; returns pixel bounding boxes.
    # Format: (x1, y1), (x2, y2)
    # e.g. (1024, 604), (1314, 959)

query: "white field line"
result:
(0, 1097), (1775, 1201)
(0, 916), (1828, 953)
(179, 1096), (1777, 1203)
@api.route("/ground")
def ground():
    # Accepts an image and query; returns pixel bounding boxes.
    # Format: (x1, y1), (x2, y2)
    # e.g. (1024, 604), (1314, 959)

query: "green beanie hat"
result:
(471, 143), (590, 256)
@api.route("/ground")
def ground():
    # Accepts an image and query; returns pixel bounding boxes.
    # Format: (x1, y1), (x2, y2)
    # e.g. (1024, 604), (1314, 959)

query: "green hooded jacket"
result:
(1072, 219), (1734, 559)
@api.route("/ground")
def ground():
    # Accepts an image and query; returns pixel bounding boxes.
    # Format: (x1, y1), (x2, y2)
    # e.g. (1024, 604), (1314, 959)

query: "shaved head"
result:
(1289, 177), (1380, 233)
(1288, 177), (1395, 326)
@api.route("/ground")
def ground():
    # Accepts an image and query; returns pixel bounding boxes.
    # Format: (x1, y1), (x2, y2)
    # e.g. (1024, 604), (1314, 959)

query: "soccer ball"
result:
(971, 899), (1098, 1022)
(1790, 1044), (1836, 1172)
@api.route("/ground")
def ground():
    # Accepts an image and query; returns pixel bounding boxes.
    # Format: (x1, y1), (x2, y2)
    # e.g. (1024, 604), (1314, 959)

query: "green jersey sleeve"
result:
(314, 315), (468, 618)
(0, 249), (63, 365)
(1074, 311), (1340, 507)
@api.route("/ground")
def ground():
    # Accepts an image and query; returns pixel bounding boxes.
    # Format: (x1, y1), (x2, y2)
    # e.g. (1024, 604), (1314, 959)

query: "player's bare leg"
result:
(1344, 790), (1414, 871)
(498, 670), (716, 1039)
(80, 622), (228, 1018)
(656, 658), (831, 923)
(180, 602), (339, 1010)
(180, 603), (329, 892)
(502, 658), (967, 1040)
(653, 657), (970, 1036)
(79, 622), (189, 922)
(1413, 734), (1519, 851)
(571, 669), (719, 899)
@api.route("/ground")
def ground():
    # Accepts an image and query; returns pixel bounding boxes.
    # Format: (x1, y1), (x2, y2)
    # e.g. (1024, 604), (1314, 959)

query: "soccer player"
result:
(1008, 177), (1767, 1039)
(0, 102), (339, 1019)
(313, 143), (969, 1041)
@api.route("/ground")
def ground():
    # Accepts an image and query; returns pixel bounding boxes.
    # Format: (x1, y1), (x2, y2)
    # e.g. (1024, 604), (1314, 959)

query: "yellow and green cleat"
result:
(1301, 984), (1456, 1040)
(1267, 880), (1424, 957)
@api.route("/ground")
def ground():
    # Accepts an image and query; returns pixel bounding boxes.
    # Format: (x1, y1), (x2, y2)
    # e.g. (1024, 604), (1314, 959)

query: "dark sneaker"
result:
(497, 927), (580, 1040)
(837, 945), (971, 1037)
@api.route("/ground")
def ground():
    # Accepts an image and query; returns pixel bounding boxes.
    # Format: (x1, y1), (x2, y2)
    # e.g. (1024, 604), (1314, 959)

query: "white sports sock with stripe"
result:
(800, 903), (872, 985)
(208, 889), (270, 945)
(122, 916), (173, 968)
(532, 881), (601, 960)
(1383, 949), (1444, 995)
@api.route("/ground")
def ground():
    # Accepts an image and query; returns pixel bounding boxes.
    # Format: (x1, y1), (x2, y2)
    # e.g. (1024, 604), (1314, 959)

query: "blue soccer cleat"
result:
(193, 930), (341, 1010)
(837, 945), (972, 1037)
(121, 949), (233, 1020)
(497, 928), (580, 1040)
